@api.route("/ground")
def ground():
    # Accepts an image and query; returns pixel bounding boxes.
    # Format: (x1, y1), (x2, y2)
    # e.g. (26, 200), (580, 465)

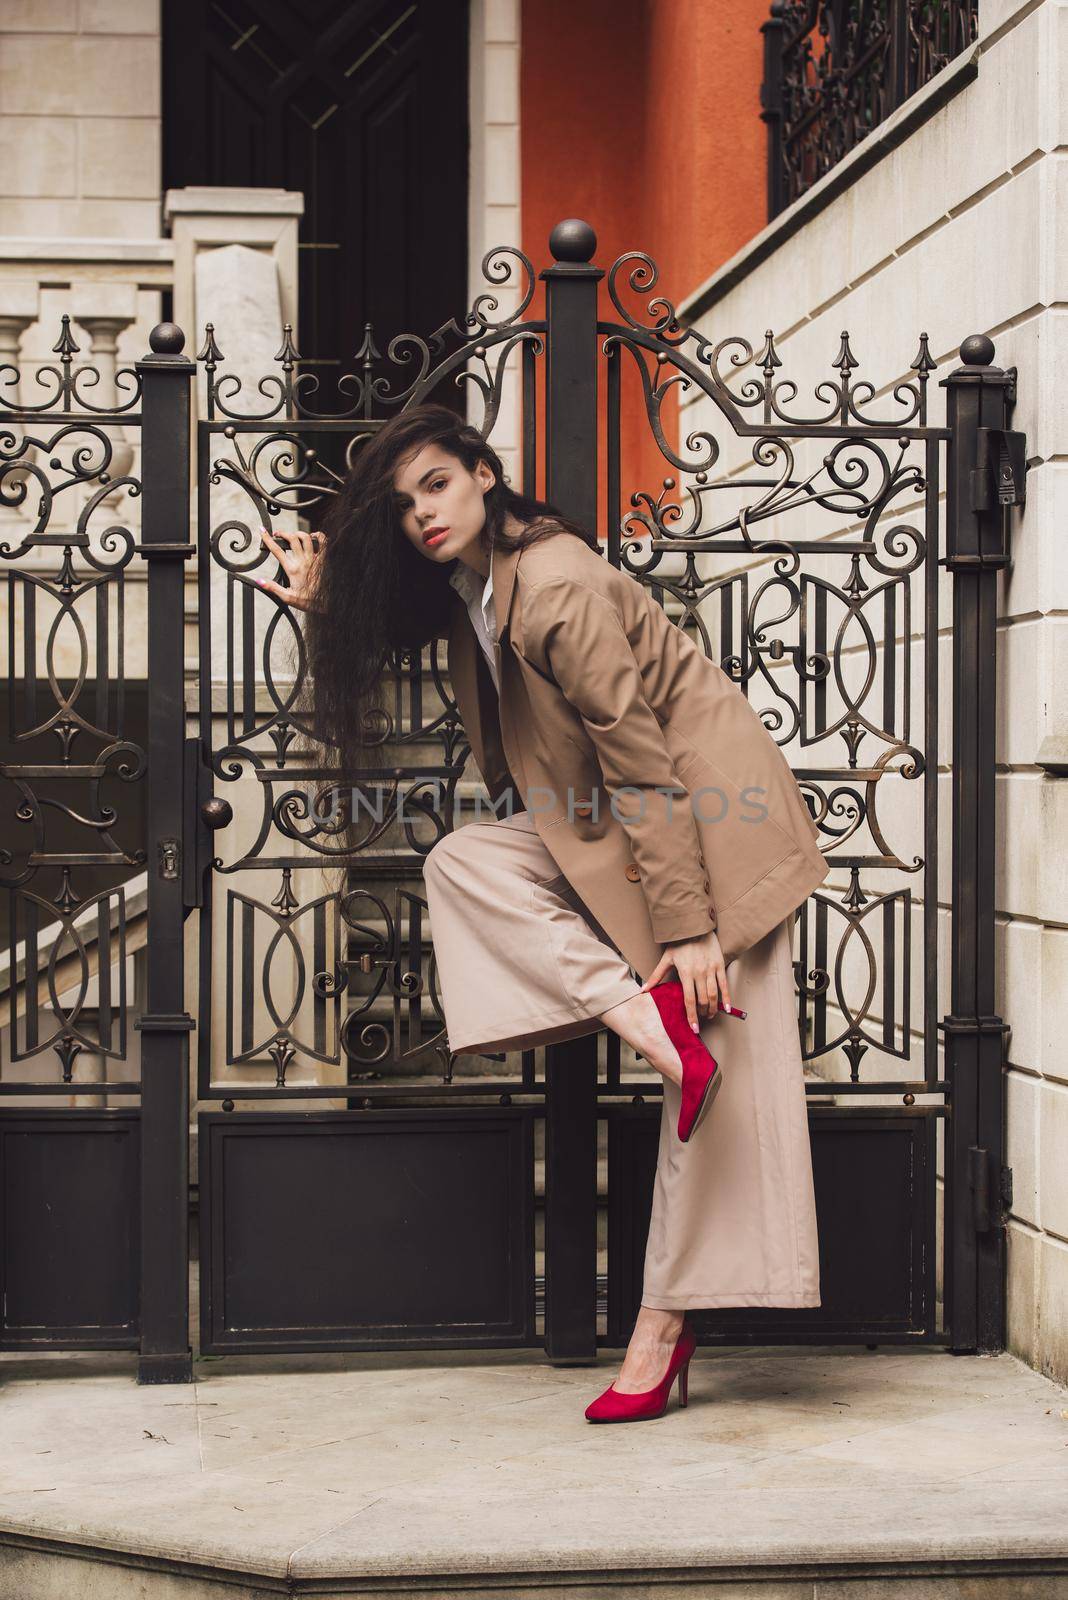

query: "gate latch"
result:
(972, 428), (1027, 511)
(158, 836), (181, 881)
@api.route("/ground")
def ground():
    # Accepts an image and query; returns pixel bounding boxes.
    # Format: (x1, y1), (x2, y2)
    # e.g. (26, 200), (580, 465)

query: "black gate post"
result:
(940, 335), (1020, 1354)
(134, 323), (197, 1383)
(540, 220), (603, 1363)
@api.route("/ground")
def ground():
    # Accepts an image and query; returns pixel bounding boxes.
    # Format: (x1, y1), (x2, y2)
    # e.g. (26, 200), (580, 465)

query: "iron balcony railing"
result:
(761, 0), (979, 217)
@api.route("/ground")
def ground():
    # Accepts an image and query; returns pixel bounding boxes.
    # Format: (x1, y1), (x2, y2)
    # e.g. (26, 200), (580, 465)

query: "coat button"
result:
(625, 863), (640, 882)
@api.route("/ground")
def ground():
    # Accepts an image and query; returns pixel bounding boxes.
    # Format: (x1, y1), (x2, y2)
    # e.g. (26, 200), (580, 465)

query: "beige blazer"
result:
(445, 517), (828, 981)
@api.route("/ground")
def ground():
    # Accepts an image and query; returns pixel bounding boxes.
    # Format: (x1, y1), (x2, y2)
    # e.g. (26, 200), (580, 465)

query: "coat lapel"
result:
(444, 516), (526, 803)
(446, 589), (513, 803)
(490, 520), (523, 644)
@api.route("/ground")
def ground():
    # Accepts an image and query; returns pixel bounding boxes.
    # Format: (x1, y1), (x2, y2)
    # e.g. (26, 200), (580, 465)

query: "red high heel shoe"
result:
(585, 1319), (697, 1422)
(646, 981), (747, 1142)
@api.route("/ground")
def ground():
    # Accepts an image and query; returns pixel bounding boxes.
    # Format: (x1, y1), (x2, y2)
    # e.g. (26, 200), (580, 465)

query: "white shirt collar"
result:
(448, 559), (495, 633)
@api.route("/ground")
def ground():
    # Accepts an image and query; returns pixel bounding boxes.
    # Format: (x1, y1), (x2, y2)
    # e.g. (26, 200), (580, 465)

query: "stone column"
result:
(0, 282), (39, 526)
(74, 284), (139, 504)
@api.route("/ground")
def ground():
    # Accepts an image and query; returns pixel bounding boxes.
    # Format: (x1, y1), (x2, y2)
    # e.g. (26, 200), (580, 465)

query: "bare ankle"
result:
(635, 1304), (685, 1341)
(598, 992), (685, 1085)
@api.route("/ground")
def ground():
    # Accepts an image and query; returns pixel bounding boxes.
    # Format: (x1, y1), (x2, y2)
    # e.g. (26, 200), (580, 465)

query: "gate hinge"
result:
(972, 427), (1027, 511)
(1000, 1163), (1013, 1214)
(969, 1146), (1013, 1233)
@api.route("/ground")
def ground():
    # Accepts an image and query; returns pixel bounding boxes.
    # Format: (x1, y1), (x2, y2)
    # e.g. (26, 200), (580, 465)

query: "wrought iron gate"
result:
(0, 222), (1021, 1379)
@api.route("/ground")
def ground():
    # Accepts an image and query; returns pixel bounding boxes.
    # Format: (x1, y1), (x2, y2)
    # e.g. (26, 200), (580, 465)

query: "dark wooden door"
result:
(162, 0), (469, 402)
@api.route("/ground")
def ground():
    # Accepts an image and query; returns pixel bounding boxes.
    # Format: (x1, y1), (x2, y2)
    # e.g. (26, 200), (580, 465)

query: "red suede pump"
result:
(584, 1318), (697, 1422)
(646, 979), (740, 1142)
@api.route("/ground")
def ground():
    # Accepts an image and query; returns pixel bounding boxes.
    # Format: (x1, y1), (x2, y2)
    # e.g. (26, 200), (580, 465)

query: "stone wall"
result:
(0, 0), (161, 240)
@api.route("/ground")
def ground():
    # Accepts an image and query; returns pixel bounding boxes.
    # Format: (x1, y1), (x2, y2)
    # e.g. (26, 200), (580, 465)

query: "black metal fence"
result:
(761, 0), (980, 217)
(0, 222), (1021, 1378)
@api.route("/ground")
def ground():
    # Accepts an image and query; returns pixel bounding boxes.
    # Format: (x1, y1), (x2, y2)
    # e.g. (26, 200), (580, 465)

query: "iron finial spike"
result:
(275, 324), (301, 366)
(832, 330), (858, 374)
(197, 323), (223, 365)
(52, 314), (80, 360)
(911, 332), (935, 374)
(756, 329), (782, 373)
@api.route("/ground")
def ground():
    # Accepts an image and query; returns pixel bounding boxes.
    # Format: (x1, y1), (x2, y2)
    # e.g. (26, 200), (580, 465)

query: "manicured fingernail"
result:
(692, 1022), (699, 1032)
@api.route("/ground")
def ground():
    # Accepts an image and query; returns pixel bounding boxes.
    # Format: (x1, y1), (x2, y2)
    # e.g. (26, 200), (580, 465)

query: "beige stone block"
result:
(484, 40), (518, 123)
(0, 278), (38, 319)
(0, 196), (160, 237)
(0, 36), (158, 117)
(1036, 777), (1068, 927)
(0, 0), (75, 27)
(484, 122), (518, 207)
(995, 769), (1044, 922)
(970, 311), (1068, 490)
(1006, 1068), (1040, 1226)
(1041, 925), (1068, 1085)
(484, 201), (520, 250)
(980, 0), (1052, 43)
(1055, 5), (1068, 156)
(1036, 1232), (1068, 1385)
(69, 280), (138, 321)
(999, 464), (1068, 626)
(996, 617), (1068, 769)
(78, 0), (159, 32)
(1039, 1081), (1068, 1240)
(999, 915), (1041, 1075)
(78, 116), (160, 199)
(0, 114), (76, 197)
(485, 0), (519, 43)
(1006, 1220), (1039, 1368)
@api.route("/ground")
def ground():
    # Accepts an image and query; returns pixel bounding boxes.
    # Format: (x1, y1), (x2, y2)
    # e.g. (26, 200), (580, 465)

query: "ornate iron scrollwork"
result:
(763, 0), (979, 215)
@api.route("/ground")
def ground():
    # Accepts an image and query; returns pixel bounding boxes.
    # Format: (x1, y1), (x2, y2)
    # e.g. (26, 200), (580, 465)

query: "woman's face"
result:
(392, 443), (495, 569)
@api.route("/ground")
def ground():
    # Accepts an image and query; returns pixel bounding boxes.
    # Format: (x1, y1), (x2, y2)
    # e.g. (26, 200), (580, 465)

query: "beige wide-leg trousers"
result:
(422, 809), (820, 1310)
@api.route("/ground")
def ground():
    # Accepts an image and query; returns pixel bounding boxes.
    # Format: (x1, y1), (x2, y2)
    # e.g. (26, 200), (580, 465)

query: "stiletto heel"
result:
(679, 1360), (690, 1408)
(584, 1319), (697, 1423)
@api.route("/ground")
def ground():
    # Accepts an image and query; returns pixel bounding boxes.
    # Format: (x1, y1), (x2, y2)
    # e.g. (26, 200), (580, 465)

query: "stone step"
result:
(3, 1341), (1064, 1598)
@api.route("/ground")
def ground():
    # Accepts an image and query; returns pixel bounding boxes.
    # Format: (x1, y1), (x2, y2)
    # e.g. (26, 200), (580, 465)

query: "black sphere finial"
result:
(549, 219), (597, 264)
(960, 333), (995, 367)
(149, 322), (185, 356)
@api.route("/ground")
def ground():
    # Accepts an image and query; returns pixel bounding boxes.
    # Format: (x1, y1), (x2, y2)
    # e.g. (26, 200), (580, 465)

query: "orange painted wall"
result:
(519, 0), (769, 539)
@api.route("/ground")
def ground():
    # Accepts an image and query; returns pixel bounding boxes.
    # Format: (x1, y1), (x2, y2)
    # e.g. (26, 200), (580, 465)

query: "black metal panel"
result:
(605, 1104), (662, 1348)
(607, 1105), (936, 1344)
(0, 1111), (139, 1349)
(199, 1109), (536, 1352)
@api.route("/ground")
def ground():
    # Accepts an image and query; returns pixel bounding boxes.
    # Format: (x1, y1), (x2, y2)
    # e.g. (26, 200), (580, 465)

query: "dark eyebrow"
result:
(393, 465), (450, 500)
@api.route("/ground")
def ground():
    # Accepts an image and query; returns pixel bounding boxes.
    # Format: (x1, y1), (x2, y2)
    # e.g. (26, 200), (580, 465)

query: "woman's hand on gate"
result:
(640, 930), (731, 1033)
(254, 529), (326, 611)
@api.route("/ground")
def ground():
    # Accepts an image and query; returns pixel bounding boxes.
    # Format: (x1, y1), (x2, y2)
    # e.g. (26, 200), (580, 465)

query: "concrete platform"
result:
(1, 1343), (1067, 1598)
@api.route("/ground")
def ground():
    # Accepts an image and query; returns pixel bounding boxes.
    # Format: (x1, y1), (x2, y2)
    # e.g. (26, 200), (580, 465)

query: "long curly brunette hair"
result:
(299, 403), (598, 858)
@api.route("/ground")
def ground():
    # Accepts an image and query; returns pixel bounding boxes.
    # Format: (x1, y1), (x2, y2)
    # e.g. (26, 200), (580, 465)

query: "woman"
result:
(255, 403), (827, 1423)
